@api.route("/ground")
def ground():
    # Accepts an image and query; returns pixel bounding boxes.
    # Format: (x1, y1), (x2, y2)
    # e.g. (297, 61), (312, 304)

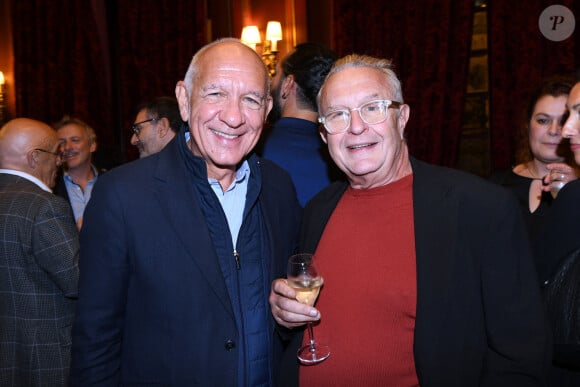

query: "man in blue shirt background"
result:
(54, 116), (102, 229)
(259, 42), (342, 206)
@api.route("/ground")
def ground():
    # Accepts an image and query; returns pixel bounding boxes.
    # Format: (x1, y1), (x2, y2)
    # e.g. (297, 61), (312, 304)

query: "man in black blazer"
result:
(269, 54), (550, 386)
(70, 39), (301, 386)
(0, 118), (79, 386)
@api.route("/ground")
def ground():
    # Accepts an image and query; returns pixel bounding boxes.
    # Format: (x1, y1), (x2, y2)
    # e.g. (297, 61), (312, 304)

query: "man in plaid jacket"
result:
(0, 118), (79, 386)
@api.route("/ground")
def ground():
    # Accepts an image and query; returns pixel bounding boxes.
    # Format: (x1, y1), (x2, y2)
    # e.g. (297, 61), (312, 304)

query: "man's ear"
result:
(319, 125), (328, 144)
(89, 141), (97, 153)
(26, 149), (39, 169)
(281, 74), (294, 99)
(397, 104), (411, 140)
(175, 81), (190, 122)
(157, 117), (171, 138)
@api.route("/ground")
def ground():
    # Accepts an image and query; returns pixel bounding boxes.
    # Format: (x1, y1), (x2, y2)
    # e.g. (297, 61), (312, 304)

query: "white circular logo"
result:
(539, 5), (575, 42)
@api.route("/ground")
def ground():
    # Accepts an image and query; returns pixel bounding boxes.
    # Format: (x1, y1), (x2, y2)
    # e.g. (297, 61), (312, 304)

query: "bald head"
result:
(174, 38), (273, 184)
(181, 38), (270, 98)
(0, 118), (62, 187)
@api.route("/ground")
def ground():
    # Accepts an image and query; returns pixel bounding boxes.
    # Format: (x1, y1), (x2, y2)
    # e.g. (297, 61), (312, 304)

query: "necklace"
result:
(522, 162), (544, 181)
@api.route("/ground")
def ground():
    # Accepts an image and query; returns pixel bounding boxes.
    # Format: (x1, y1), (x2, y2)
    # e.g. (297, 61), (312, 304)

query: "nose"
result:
(348, 109), (367, 135)
(62, 140), (73, 150)
(130, 133), (139, 146)
(548, 120), (561, 136)
(562, 115), (579, 139)
(219, 100), (244, 128)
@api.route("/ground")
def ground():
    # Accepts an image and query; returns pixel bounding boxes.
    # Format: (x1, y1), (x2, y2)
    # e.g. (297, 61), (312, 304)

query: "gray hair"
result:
(53, 115), (97, 145)
(317, 54), (404, 112)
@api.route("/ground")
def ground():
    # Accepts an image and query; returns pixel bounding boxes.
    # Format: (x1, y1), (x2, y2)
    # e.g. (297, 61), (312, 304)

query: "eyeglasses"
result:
(34, 148), (63, 160)
(318, 99), (402, 134)
(131, 118), (157, 135)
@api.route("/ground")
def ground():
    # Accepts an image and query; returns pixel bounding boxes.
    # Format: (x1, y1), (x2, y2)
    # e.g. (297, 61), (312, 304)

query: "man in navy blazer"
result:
(269, 54), (550, 386)
(70, 39), (301, 386)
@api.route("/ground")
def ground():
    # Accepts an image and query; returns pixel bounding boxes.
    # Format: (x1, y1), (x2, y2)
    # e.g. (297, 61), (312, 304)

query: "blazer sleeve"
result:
(70, 175), (128, 386)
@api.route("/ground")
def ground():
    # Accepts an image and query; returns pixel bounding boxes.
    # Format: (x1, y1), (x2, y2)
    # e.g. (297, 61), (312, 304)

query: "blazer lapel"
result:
(410, 158), (460, 374)
(152, 140), (234, 318)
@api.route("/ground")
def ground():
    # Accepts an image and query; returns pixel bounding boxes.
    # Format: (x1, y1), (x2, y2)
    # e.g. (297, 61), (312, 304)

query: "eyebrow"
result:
(201, 84), (266, 100)
(324, 93), (383, 111)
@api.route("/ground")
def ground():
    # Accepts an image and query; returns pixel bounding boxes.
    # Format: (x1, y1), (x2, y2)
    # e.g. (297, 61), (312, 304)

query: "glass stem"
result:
(307, 322), (316, 351)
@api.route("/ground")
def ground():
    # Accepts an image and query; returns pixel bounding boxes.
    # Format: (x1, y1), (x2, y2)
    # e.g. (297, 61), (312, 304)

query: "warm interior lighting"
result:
(241, 26), (261, 50)
(266, 21), (282, 52)
(240, 21), (283, 77)
(0, 71), (5, 125)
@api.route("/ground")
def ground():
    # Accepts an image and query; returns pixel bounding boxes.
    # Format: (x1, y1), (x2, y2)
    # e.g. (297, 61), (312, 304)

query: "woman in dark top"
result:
(490, 76), (578, 243)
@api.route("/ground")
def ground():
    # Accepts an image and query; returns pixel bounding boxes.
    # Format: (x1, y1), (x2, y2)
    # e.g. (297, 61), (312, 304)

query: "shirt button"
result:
(224, 340), (236, 351)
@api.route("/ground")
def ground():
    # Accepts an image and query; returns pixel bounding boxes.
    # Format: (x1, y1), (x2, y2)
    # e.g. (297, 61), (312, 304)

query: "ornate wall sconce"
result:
(241, 21), (283, 77)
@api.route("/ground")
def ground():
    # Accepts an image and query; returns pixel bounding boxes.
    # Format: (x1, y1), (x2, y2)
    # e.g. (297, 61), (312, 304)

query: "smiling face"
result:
(562, 82), (580, 164)
(57, 123), (96, 171)
(176, 41), (272, 181)
(528, 94), (568, 164)
(318, 66), (411, 189)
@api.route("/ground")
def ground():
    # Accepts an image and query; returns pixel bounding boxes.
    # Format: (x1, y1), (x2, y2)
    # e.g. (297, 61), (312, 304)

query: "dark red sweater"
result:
(300, 174), (419, 386)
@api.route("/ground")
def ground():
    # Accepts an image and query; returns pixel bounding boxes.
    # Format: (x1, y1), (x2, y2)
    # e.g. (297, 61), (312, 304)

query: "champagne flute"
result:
(549, 169), (567, 198)
(287, 253), (330, 364)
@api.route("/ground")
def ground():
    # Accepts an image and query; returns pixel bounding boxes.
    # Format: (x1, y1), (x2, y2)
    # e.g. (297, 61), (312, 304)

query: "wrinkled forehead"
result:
(57, 123), (88, 138)
(321, 67), (391, 106)
(195, 43), (268, 92)
(569, 83), (580, 110)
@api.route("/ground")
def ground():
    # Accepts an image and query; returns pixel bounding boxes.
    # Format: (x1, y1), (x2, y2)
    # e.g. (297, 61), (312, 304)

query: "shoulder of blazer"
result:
(299, 181), (348, 253)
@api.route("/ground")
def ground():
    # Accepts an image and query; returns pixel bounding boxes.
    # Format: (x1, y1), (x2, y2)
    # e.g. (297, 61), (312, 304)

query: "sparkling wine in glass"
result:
(287, 253), (330, 364)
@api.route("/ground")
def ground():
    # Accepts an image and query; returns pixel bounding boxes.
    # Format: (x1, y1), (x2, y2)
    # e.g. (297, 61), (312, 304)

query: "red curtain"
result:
(488, 0), (580, 170)
(12, 1), (113, 161)
(12, 1), (207, 166)
(116, 0), (207, 160)
(331, 0), (474, 167)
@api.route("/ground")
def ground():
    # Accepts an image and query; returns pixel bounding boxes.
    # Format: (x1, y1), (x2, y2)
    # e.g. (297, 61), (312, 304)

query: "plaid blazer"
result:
(0, 173), (79, 387)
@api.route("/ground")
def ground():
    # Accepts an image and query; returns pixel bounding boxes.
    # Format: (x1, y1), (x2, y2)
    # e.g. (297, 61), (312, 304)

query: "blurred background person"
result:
(0, 118), (79, 386)
(490, 76), (578, 242)
(258, 42), (342, 206)
(131, 96), (183, 158)
(54, 116), (103, 229)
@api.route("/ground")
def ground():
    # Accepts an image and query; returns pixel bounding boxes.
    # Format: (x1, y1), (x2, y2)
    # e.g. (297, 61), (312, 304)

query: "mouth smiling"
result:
(211, 129), (240, 140)
(348, 142), (375, 150)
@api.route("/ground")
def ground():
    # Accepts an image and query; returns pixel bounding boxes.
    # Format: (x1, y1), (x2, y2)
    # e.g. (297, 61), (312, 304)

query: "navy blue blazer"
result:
(279, 158), (550, 387)
(70, 134), (301, 386)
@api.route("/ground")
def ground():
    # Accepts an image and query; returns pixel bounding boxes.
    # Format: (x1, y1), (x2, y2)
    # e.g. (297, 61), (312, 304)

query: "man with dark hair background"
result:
(259, 43), (342, 206)
(130, 96), (184, 158)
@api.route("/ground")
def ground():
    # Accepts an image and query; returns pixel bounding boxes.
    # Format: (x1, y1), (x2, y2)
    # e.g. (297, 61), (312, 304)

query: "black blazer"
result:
(280, 158), (550, 387)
